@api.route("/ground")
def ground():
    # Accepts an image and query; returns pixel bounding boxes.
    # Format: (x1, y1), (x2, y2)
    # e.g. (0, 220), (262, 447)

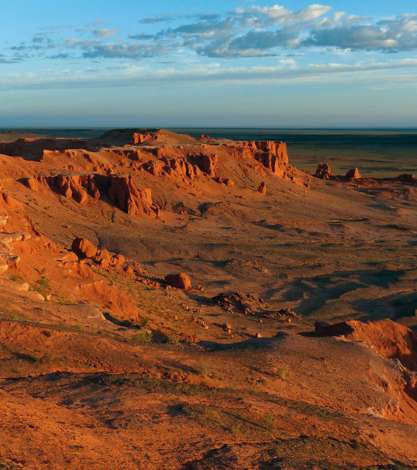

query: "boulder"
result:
(72, 238), (98, 259)
(165, 272), (192, 290)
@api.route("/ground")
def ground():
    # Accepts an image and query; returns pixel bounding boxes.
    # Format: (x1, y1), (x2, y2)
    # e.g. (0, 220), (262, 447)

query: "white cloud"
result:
(92, 29), (116, 38)
(3, 4), (417, 65)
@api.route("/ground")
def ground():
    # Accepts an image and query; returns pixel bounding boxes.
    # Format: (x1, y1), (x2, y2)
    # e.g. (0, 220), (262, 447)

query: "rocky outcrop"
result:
(215, 177), (235, 187)
(314, 319), (417, 371)
(346, 168), (361, 179)
(71, 237), (137, 273)
(243, 141), (289, 177)
(142, 154), (217, 180)
(143, 158), (201, 180)
(315, 163), (333, 180)
(0, 215), (30, 274)
(71, 238), (98, 259)
(188, 154), (218, 177)
(21, 174), (159, 217)
(106, 176), (155, 217)
(133, 131), (157, 145)
(99, 129), (157, 146)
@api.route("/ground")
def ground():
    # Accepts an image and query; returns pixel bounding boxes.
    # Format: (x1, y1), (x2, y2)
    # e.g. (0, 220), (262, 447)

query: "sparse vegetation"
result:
(261, 412), (276, 431)
(34, 275), (50, 295)
(276, 367), (289, 380)
(0, 461), (24, 470)
(130, 330), (154, 344)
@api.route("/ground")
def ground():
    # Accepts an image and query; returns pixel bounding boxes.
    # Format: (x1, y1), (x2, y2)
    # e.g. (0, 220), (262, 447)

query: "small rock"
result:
(124, 265), (134, 276)
(0, 264), (8, 274)
(257, 182), (267, 195)
(0, 215), (8, 227)
(15, 282), (30, 292)
(28, 292), (45, 302)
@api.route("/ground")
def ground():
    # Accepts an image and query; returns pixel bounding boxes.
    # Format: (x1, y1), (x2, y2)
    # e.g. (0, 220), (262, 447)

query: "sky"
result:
(1, 0), (417, 128)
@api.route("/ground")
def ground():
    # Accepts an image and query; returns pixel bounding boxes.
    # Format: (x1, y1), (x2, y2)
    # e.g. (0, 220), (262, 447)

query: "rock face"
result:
(345, 168), (361, 179)
(144, 158), (201, 180)
(243, 141), (289, 177)
(165, 272), (192, 290)
(21, 174), (158, 217)
(142, 154), (217, 180)
(106, 176), (155, 217)
(132, 131), (155, 145)
(315, 163), (333, 180)
(188, 154), (218, 177)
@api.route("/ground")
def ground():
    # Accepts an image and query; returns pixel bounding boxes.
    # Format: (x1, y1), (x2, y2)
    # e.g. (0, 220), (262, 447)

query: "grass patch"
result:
(0, 311), (26, 322)
(276, 367), (289, 380)
(75, 373), (217, 398)
(34, 276), (50, 296)
(129, 328), (171, 345)
(0, 461), (24, 470)
(170, 403), (278, 436)
(130, 330), (154, 344)
(261, 412), (276, 431)
(55, 296), (73, 305)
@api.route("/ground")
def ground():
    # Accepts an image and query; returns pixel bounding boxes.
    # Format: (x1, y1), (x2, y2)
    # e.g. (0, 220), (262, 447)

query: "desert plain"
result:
(0, 128), (416, 469)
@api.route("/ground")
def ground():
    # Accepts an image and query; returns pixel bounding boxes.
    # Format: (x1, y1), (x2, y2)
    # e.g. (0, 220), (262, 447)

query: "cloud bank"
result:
(2, 4), (417, 63)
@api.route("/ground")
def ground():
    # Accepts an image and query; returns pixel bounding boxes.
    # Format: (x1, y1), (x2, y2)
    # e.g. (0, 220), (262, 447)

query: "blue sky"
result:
(1, 0), (417, 127)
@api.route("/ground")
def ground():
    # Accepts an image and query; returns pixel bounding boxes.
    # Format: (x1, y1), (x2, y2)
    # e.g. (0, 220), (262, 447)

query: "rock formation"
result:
(106, 176), (155, 217)
(346, 168), (361, 179)
(188, 154), (218, 177)
(315, 163), (333, 179)
(314, 319), (417, 371)
(71, 237), (133, 271)
(21, 174), (159, 217)
(243, 141), (289, 177)
(142, 154), (217, 181)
